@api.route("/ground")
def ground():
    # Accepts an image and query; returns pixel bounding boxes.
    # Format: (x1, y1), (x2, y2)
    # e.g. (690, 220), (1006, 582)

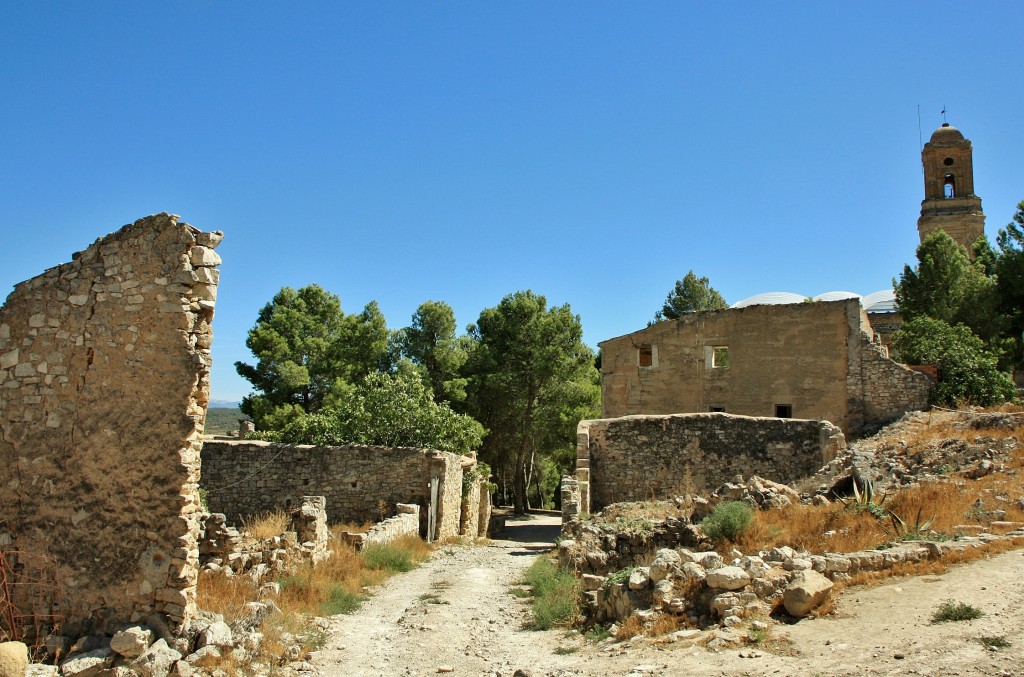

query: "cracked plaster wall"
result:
(0, 213), (221, 637)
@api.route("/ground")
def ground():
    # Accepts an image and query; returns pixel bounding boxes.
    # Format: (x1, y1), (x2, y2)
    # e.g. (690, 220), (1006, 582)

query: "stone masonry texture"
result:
(0, 213), (222, 637)
(200, 441), (464, 541)
(599, 299), (931, 436)
(578, 413), (846, 512)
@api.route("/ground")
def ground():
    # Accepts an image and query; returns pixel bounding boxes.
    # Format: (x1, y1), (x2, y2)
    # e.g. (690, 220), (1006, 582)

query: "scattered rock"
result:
(783, 570), (834, 617)
(0, 642), (28, 677)
(110, 626), (154, 659)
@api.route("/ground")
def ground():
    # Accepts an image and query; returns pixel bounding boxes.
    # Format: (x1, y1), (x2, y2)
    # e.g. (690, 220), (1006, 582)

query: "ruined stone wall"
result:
(200, 441), (464, 540)
(600, 301), (854, 429)
(600, 300), (930, 436)
(577, 413), (845, 512)
(856, 339), (932, 430)
(0, 213), (221, 636)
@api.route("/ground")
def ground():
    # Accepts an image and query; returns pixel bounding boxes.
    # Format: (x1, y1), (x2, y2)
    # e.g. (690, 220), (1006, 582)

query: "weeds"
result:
(700, 501), (753, 543)
(553, 645), (579, 655)
(521, 555), (579, 630)
(242, 510), (291, 540)
(602, 566), (635, 589)
(979, 635), (1011, 649)
(931, 599), (984, 623)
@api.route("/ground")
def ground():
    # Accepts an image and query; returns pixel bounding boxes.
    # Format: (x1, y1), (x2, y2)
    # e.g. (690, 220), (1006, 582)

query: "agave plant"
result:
(886, 506), (937, 541)
(839, 476), (888, 519)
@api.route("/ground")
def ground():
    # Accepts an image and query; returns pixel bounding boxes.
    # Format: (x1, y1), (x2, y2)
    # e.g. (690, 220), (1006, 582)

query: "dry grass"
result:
(733, 409), (1024, 556)
(242, 510), (291, 540)
(614, 613), (645, 640)
(197, 531), (433, 670)
(648, 612), (684, 636)
(196, 570), (261, 624)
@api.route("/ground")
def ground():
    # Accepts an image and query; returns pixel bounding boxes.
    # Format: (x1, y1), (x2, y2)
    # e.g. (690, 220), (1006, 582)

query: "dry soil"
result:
(313, 513), (1024, 677)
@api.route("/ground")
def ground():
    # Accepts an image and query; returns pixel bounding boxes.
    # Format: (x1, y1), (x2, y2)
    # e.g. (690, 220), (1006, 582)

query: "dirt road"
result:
(313, 515), (1024, 676)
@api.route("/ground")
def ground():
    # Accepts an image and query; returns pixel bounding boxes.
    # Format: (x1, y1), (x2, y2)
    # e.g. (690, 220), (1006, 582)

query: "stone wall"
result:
(200, 441), (464, 541)
(577, 413), (845, 512)
(600, 299), (931, 436)
(339, 504), (421, 549)
(0, 213), (221, 636)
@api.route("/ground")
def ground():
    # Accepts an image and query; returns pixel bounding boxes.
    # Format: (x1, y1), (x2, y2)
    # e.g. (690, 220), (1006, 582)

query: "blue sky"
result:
(2, 2), (1022, 402)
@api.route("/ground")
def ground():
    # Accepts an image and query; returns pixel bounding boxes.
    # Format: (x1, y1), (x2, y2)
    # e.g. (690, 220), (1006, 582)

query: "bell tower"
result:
(917, 123), (985, 250)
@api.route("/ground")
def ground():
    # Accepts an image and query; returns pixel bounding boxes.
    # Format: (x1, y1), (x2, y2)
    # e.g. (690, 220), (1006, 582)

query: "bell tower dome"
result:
(917, 123), (985, 250)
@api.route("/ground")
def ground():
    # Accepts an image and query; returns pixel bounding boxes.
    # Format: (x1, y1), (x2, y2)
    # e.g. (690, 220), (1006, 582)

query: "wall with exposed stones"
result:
(0, 213), (221, 637)
(339, 504), (421, 549)
(200, 441), (464, 540)
(600, 299), (931, 436)
(576, 413), (845, 512)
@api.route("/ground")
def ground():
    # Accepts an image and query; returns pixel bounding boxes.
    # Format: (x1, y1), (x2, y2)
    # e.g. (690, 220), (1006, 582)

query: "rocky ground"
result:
(312, 513), (1024, 677)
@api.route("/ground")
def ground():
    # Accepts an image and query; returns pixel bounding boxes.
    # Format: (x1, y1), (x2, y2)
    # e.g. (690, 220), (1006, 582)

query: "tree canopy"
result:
(234, 285), (391, 429)
(892, 316), (1016, 406)
(269, 370), (484, 454)
(463, 290), (600, 513)
(654, 271), (728, 322)
(396, 300), (469, 404)
(894, 230), (1002, 342)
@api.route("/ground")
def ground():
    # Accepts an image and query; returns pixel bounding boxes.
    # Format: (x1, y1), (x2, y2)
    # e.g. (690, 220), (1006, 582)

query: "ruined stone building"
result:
(599, 299), (931, 438)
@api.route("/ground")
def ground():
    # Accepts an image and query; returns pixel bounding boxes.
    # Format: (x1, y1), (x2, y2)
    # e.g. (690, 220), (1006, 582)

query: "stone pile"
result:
(198, 495), (331, 581)
(708, 474), (802, 512)
(559, 514), (708, 576)
(566, 523), (1024, 631)
(804, 410), (1019, 500)
(35, 605), (285, 677)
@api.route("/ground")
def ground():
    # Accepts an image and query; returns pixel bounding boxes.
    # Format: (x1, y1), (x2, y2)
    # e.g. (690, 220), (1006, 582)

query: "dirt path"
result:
(313, 519), (1024, 677)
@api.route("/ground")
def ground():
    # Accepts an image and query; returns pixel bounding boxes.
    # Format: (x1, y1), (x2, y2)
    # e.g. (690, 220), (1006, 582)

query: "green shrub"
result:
(700, 501), (753, 542)
(361, 543), (415, 572)
(931, 599), (983, 623)
(321, 585), (362, 615)
(521, 556), (578, 630)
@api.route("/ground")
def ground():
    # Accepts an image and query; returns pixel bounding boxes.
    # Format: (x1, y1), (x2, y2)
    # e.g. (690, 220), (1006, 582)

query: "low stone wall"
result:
(577, 413), (846, 512)
(200, 441), (463, 541)
(339, 504), (420, 549)
(0, 213), (221, 638)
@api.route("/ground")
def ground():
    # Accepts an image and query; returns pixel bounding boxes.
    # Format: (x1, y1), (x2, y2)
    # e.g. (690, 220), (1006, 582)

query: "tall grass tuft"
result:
(522, 556), (578, 630)
(242, 510), (291, 540)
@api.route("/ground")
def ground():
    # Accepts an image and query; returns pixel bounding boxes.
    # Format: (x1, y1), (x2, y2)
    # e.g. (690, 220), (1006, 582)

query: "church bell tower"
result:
(917, 123), (985, 250)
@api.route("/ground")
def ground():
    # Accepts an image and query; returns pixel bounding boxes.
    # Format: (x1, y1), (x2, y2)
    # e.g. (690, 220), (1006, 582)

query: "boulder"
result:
(132, 639), (182, 677)
(110, 626), (154, 659)
(648, 549), (681, 582)
(196, 621), (233, 649)
(783, 570), (834, 617)
(0, 642), (28, 677)
(705, 566), (751, 591)
(59, 648), (113, 677)
(627, 567), (650, 590)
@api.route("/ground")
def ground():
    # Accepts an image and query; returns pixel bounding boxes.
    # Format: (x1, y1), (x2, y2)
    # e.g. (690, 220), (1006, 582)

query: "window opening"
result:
(711, 346), (729, 368)
(638, 344), (653, 367)
(943, 174), (956, 198)
(943, 157), (954, 166)
(710, 406), (725, 413)
(775, 404), (792, 418)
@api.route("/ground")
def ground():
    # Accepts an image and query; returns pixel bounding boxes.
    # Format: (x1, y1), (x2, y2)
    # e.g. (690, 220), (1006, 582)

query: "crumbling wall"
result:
(856, 340), (932, 431)
(600, 299), (931, 436)
(577, 413), (845, 512)
(200, 441), (464, 540)
(0, 213), (221, 637)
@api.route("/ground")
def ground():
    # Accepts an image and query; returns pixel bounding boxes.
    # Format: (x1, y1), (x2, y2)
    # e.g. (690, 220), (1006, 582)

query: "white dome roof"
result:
(732, 292), (807, 308)
(812, 291), (861, 302)
(731, 288), (898, 311)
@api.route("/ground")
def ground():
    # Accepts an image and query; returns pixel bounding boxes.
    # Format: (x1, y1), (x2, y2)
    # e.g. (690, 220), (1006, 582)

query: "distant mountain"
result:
(209, 399), (242, 409)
